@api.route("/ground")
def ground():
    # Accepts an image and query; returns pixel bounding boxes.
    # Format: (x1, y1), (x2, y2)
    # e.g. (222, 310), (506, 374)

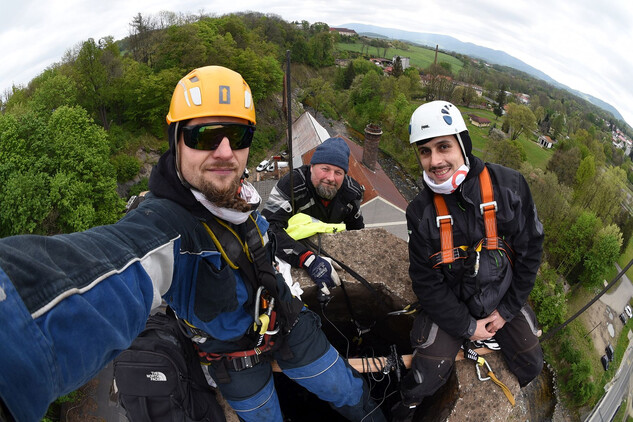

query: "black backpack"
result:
(113, 309), (226, 422)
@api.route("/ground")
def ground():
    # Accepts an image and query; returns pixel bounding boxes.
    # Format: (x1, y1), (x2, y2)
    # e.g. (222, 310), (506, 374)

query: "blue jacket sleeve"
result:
(0, 202), (182, 422)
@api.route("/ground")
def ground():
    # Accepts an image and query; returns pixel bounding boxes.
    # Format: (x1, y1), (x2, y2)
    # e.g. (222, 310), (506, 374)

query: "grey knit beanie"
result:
(310, 137), (350, 173)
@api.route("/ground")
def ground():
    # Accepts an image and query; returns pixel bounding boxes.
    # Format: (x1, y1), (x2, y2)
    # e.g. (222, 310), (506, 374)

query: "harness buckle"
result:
(230, 354), (261, 371)
(436, 214), (453, 228)
(479, 201), (497, 215)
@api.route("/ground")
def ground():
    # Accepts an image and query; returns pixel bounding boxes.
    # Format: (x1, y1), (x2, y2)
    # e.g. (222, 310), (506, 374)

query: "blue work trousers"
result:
(207, 309), (386, 421)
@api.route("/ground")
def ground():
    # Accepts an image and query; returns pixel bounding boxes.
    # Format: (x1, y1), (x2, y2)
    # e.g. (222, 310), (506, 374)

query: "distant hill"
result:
(339, 22), (625, 122)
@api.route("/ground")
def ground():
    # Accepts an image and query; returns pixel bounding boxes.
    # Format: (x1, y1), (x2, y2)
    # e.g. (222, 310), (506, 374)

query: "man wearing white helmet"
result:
(392, 101), (544, 420)
(0, 66), (384, 422)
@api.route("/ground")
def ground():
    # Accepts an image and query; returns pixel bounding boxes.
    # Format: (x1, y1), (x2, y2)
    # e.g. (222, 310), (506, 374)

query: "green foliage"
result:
(504, 103), (537, 140)
(564, 360), (596, 405)
(119, 63), (182, 138)
(575, 166), (627, 224)
(72, 37), (124, 130)
(0, 107), (124, 236)
(547, 147), (582, 186)
(483, 137), (526, 170)
(28, 70), (79, 116)
(581, 224), (623, 287)
(551, 324), (599, 407)
(128, 178), (149, 197)
(548, 210), (598, 276)
(531, 263), (567, 332)
(249, 125), (277, 158)
(111, 154), (141, 182)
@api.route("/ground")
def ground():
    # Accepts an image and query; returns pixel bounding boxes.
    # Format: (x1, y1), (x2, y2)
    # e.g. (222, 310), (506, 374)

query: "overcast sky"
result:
(2, 0), (632, 128)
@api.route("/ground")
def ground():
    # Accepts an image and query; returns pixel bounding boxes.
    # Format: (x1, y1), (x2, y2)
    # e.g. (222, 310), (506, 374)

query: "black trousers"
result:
(400, 305), (543, 406)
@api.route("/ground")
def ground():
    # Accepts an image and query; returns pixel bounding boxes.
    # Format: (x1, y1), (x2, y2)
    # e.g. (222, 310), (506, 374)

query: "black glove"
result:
(303, 254), (341, 294)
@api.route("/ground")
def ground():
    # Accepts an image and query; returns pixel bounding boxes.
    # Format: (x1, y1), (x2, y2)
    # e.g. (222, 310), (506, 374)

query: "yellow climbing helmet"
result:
(166, 66), (256, 125)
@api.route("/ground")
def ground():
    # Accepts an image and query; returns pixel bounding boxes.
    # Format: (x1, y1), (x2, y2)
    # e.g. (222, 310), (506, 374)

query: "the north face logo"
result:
(146, 371), (167, 382)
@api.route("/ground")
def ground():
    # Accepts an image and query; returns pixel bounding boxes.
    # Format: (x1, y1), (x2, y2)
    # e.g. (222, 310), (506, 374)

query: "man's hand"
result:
(485, 309), (506, 334)
(470, 309), (507, 341)
(303, 254), (341, 294)
(470, 313), (497, 341)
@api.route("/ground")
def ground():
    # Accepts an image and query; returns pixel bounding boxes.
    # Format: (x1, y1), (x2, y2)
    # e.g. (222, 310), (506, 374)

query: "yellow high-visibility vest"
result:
(284, 213), (346, 240)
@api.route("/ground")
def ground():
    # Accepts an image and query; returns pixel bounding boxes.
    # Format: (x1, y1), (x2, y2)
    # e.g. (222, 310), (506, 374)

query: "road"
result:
(600, 263), (633, 314)
(585, 336), (633, 422)
(585, 263), (633, 422)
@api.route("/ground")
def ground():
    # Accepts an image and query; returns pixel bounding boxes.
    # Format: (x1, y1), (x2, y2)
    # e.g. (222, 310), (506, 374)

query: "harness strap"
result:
(488, 370), (516, 406)
(202, 215), (303, 338)
(463, 341), (515, 406)
(432, 166), (501, 266)
(479, 167), (498, 250)
(433, 194), (456, 265)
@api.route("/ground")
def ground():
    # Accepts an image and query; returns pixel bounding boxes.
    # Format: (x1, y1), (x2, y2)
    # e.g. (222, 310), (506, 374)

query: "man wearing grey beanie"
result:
(263, 137), (365, 295)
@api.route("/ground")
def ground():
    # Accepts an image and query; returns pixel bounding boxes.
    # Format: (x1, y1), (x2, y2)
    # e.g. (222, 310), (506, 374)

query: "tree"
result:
(521, 163), (572, 256)
(72, 38), (123, 130)
(342, 60), (356, 89)
(581, 224), (623, 287)
(493, 87), (506, 119)
(303, 76), (335, 119)
(530, 263), (567, 332)
(462, 86), (476, 107)
(503, 103), (536, 140)
(0, 106), (124, 236)
(392, 56), (403, 78)
(483, 138), (525, 169)
(546, 147), (582, 186)
(575, 166), (625, 224)
(450, 86), (465, 105)
(128, 13), (156, 65)
(575, 155), (596, 189)
(550, 211), (599, 275)
(28, 71), (79, 116)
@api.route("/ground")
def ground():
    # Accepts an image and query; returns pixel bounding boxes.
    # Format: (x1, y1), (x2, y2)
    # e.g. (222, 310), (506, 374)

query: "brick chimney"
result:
(363, 124), (382, 171)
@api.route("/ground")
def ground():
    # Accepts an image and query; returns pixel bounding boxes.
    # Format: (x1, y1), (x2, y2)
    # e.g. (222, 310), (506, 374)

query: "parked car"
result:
(256, 159), (269, 172)
(242, 168), (250, 179)
(601, 355), (609, 371)
(625, 304), (632, 319)
(605, 344), (614, 362)
(267, 162), (275, 172)
(620, 312), (628, 324)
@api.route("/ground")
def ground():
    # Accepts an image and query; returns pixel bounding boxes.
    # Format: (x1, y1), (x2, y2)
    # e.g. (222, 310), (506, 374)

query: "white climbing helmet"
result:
(408, 100), (472, 166)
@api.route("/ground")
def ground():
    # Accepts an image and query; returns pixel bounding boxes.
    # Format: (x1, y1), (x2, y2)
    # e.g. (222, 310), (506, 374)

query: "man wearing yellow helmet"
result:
(0, 66), (385, 422)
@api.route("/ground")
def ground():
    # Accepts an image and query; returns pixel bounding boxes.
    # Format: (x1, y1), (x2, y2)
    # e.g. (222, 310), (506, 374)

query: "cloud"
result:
(1, 0), (632, 127)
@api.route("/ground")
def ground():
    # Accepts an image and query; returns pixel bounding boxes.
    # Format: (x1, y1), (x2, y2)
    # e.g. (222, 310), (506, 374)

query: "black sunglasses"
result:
(181, 123), (255, 151)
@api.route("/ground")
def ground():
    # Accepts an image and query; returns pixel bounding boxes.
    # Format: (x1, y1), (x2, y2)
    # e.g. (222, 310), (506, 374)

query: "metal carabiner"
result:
(475, 357), (492, 381)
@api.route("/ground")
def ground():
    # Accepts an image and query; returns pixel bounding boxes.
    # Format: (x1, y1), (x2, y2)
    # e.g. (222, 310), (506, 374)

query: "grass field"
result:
(336, 41), (464, 74)
(460, 106), (553, 170)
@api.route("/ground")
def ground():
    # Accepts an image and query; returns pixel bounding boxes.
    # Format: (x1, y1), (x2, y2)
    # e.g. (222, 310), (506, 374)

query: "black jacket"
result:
(262, 165), (364, 267)
(406, 156), (544, 339)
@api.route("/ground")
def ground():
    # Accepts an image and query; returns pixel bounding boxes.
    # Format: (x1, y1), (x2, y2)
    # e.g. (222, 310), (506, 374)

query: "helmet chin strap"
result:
(455, 132), (470, 168)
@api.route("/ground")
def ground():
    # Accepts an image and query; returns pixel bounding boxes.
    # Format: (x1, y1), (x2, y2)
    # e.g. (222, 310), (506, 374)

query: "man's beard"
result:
(199, 174), (251, 212)
(315, 182), (338, 200)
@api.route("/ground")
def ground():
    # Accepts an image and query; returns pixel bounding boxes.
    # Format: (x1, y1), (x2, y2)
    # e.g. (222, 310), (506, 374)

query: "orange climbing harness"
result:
(430, 166), (513, 268)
